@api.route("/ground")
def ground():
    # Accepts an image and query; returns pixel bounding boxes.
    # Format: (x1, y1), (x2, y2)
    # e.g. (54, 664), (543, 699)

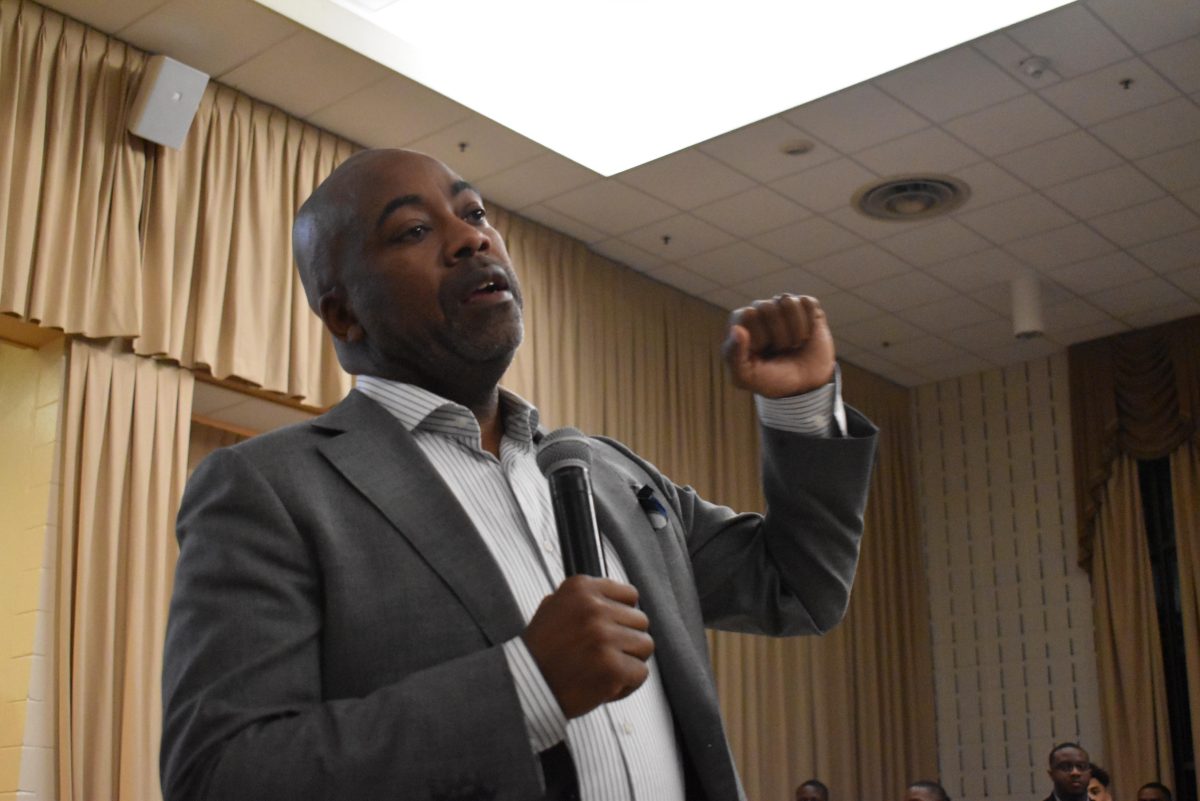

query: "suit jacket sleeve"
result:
(161, 446), (545, 801)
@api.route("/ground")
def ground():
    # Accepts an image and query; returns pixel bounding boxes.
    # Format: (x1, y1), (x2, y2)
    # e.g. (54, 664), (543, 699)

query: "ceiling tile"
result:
(973, 33), (1064, 90)
(589, 238), (665, 272)
(750, 217), (862, 265)
(1167, 264), (1200, 297)
(404, 117), (546, 182)
(616, 149), (757, 210)
(542, 180), (676, 236)
(1040, 57), (1181, 127)
(837, 313), (926, 350)
(1087, 275), (1191, 315)
(879, 218), (992, 266)
(854, 127), (983, 176)
(783, 83), (929, 153)
(643, 265), (719, 297)
(897, 295), (1002, 333)
(731, 267), (839, 301)
(801, 244), (911, 289)
(691, 187), (810, 238)
(475, 152), (598, 211)
(770, 159), (879, 213)
(945, 165), (1026, 220)
(1121, 300), (1200, 329)
(853, 271), (956, 312)
(875, 46), (1026, 123)
(817, 292), (886, 325)
(1145, 36), (1200, 95)
(1089, 196), (1200, 247)
(1085, 0), (1200, 52)
(843, 351), (913, 387)
(702, 287), (753, 310)
(825, 206), (934, 241)
(914, 353), (1000, 383)
(947, 317), (1019, 352)
(683, 241), (790, 284)
(120, 0), (299, 76)
(996, 130), (1124, 189)
(1046, 251), (1154, 293)
(1053, 318), (1129, 345)
(308, 75), (471, 150)
(881, 335), (969, 368)
(621, 214), (736, 261)
(944, 94), (1077, 157)
(1131, 228), (1200, 273)
(978, 336), (1063, 366)
(520, 204), (606, 244)
(924, 247), (1028, 291)
(698, 117), (838, 183)
(970, 277), (1073, 316)
(1180, 186), (1200, 216)
(1004, 223), (1117, 269)
(221, 30), (389, 118)
(1136, 141), (1200, 193)
(1007, 4), (1134, 78)
(42, 0), (169, 33)
(958, 193), (1076, 244)
(1091, 97), (1200, 160)
(1043, 164), (1164, 219)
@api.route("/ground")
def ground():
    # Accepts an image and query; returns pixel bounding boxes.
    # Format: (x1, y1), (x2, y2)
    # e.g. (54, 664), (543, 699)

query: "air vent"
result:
(852, 175), (970, 221)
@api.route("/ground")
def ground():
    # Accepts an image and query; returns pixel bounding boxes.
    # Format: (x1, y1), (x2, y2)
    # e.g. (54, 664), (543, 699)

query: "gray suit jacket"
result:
(161, 390), (877, 801)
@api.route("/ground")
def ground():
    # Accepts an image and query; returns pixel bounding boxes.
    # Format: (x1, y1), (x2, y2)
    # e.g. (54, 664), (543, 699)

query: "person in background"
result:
(1137, 782), (1172, 801)
(1088, 765), (1113, 801)
(905, 779), (951, 801)
(795, 778), (830, 801)
(1045, 742), (1093, 801)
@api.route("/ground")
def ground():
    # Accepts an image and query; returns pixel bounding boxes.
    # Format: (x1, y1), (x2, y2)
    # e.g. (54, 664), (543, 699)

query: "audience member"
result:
(1088, 765), (1113, 801)
(1045, 742), (1093, 801)
(1137, 782), (1172, 801)
(905, 779), (951, 801)
(796, 778), (830, 801)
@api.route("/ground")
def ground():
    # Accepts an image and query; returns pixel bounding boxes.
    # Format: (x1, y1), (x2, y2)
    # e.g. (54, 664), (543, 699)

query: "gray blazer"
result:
(161, 390), (878, 801)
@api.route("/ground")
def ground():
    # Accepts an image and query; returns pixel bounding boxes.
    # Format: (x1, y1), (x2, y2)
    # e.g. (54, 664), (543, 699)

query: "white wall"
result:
(913, 352), (1103, 801)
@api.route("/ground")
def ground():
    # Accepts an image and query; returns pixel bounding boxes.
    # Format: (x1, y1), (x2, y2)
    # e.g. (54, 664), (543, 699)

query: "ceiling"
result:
(37, 0), (1200, 387)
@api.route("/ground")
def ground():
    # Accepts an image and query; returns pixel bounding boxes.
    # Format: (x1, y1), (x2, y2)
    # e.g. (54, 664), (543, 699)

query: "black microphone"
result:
(536, 428), (606, 577)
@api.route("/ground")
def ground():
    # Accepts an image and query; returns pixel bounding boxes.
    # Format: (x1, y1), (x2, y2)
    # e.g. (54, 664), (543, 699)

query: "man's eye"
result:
(466, 207), (487, 223)
(397, 225), (429, 242)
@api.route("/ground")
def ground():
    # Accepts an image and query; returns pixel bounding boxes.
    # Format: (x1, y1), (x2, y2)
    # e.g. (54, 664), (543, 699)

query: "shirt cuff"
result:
(754, 364), (847, 437)
(503, 637), (568, 753)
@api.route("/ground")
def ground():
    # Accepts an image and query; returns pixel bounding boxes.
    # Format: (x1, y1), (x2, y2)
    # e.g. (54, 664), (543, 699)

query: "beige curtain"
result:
(1170, 442), (1200, 801)
(56, 338), (194, 801)
(186, 420), (246, 477)
(1091, 454), (1174, 798)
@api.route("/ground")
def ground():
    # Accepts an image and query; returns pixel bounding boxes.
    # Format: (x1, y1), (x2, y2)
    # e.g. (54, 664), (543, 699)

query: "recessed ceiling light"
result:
(255, 0), (1075, 175)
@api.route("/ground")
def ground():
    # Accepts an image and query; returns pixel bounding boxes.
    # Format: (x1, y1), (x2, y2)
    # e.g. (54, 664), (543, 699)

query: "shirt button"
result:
(622, 722), (633, 735)
(543, 540), (555, 553)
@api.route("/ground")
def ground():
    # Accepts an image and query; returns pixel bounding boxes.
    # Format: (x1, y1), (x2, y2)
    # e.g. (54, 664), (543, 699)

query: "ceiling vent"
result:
(852, 175), (970, 221)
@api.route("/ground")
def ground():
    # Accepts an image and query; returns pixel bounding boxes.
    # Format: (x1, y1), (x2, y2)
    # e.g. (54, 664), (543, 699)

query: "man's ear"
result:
(318, 288), (364, 344)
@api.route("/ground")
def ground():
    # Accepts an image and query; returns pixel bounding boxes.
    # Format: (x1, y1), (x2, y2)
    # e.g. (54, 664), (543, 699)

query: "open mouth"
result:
(462, 270), (513, 305)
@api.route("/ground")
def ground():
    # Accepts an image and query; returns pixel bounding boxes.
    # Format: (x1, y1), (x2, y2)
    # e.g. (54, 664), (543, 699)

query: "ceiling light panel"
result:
(254, 0), (1075, 175)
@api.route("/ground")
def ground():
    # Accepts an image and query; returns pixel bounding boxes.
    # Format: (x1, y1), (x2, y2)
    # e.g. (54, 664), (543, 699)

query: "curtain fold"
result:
(1070, 315), (1200, 570)
(55, 338), (194, 801)
(1091, 453), (1174, 798)
(1170, 442), (1200, 801)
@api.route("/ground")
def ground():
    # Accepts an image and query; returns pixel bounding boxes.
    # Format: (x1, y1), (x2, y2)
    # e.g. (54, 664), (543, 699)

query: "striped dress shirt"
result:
(354, 374), (840, 800)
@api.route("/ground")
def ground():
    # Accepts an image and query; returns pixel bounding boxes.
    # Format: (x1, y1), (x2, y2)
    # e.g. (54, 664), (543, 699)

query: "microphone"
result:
(536, 428), (606, 577)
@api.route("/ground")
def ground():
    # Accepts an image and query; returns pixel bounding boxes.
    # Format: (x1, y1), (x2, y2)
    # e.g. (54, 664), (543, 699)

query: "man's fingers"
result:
(781, 294), (812, 345)
(753, 299), (792, 350)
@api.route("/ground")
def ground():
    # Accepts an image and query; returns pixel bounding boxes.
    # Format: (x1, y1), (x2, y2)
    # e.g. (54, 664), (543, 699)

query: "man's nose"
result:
(447, 220), (489, 262)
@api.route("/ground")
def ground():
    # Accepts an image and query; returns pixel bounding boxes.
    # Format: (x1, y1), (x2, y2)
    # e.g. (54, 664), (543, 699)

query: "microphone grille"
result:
(536, 427), (593, 476)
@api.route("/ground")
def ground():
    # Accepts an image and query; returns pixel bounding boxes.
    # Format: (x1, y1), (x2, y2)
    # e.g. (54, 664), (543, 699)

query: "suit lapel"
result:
(313, 392), (526, 646)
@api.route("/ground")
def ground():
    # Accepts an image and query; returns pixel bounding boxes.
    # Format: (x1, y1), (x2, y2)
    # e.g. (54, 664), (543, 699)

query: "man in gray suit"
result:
(161, 148), (878, 801)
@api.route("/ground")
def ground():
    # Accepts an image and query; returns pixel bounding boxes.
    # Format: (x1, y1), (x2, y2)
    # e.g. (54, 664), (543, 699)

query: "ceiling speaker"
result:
(127, 55), (209, 150)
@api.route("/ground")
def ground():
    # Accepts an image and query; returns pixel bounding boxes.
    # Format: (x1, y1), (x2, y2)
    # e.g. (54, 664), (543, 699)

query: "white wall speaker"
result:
(127, 55), (209, 150)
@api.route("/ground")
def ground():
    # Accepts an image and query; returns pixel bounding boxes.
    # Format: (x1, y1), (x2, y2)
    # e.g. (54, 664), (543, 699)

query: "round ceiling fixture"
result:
(852, 174), (970, 221)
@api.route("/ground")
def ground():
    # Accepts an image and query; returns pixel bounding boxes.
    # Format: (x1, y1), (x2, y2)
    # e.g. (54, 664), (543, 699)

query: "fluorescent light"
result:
(255, 0), (1074, 175)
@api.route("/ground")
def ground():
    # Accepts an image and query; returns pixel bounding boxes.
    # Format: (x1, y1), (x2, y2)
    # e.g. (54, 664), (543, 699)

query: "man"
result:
(1045, 743), (1093, 801)
(905, 779), (951, 801)
(1087, 765), (1113, 801)
(796, 778), (831, 801)
(160, 149), (877, 801)
(1137, 782), (1172, 801)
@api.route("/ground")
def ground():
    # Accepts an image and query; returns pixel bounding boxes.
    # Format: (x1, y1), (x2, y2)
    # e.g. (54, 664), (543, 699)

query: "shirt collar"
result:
(354, 375), (541, 446)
